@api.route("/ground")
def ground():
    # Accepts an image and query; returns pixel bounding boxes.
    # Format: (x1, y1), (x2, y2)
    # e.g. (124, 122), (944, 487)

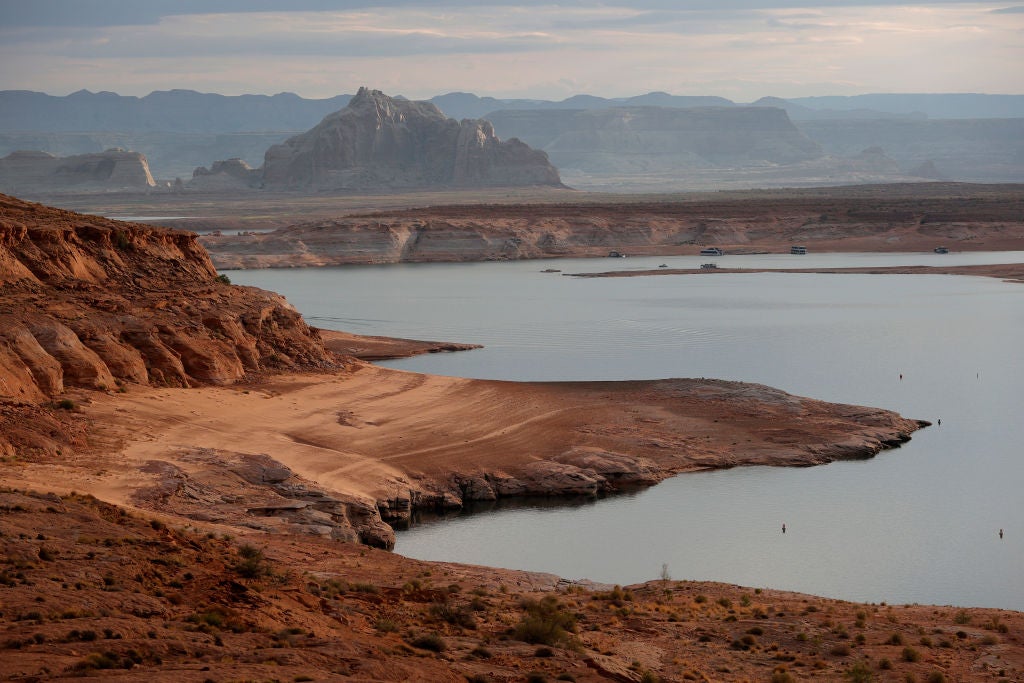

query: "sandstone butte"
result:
(0, 148), (156, 195)
(2, 193), (1022, 681)
(193, 87), (562, 192)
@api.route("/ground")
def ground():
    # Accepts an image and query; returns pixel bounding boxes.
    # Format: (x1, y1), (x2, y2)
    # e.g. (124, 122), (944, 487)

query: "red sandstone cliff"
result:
(0, 193), (337, 451)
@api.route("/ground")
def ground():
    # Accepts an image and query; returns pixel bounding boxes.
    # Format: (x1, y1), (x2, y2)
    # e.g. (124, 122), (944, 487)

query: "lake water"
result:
(226, 253), (1024, 610)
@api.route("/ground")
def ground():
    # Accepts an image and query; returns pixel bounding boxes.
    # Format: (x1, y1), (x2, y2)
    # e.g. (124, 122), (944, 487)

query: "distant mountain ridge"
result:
(3, 89), (1023, 135)
(0, 89), (352, 133)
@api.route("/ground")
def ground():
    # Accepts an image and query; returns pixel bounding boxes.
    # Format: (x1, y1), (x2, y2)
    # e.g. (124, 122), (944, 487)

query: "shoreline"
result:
(6, 362), (925, 552)
(569, 261), (1024, 284)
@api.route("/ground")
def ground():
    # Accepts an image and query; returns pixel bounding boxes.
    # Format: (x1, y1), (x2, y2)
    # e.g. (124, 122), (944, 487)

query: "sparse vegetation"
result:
(513, 595), (578, 648)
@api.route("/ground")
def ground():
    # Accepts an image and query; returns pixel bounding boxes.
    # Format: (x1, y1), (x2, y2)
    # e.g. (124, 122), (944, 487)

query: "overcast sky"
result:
(1, 0), (1021, 101)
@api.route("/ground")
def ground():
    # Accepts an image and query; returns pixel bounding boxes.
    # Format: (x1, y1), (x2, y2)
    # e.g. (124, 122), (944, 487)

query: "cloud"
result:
(0, 2), (1021, 100)
(0, 0), (1011, 28)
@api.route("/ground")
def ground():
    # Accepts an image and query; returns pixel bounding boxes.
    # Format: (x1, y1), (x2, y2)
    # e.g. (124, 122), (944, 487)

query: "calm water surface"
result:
(227, 253), (1024, 610)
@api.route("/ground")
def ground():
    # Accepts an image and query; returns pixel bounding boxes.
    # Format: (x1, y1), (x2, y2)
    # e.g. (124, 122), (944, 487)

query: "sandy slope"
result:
(5, 362), (922, 553)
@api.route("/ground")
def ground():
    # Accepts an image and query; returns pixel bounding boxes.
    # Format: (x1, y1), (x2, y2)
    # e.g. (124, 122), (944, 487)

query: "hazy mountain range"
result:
(1, 89), (1022, 191)
(3, 89), (1024, 134)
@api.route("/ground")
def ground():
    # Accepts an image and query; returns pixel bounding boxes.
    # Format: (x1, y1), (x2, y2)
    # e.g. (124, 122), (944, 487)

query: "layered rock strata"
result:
(0, 148), (156, 194)
(0, 192), (337, 452)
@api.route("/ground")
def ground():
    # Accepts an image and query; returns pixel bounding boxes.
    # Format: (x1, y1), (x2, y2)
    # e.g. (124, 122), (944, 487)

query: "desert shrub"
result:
(429, 601), (476, 629)
(351, 582), (379, 594)
(409, 632), (446, 652)
(513, 595), (577, 647)
(694, 594), (707, 604)
(847, 660), (873, 682)
(926, 673), (946, 683)
(55, 399), (76, 411)
(902, 646), (921, 662)
(887, 632), (904, 645)
(233, 544), (269, 579)
(534, 646), (554, 657)
(215, 274), (231, 285)
(374, 618), (398, 633)
(770, 670), (796, 683)
(830, 643), (851, 656)
(717, 597), (733, 609)
(593, 585), (632, 606)
(953, 610), (970, 625)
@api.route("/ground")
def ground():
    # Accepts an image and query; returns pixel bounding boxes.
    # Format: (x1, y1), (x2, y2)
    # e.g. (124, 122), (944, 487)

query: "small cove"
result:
(227, 253), (1024, 610)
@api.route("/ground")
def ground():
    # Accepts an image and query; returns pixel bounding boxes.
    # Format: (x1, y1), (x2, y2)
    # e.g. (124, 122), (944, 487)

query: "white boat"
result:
(934, 246), (949, 254)
(790, 245), (808, 255)
(699, 247), (723, 256)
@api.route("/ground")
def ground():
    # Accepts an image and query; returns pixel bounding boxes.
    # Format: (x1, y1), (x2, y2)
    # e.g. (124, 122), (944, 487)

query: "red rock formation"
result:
(0, 193), (338, 451)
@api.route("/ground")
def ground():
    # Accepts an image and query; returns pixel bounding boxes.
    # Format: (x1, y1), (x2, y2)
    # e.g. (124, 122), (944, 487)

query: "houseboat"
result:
(934, 246), (949, 254)
(699, 247), (723, 256)
(790, 245), (808, 255)
(700, 263), (718, 269)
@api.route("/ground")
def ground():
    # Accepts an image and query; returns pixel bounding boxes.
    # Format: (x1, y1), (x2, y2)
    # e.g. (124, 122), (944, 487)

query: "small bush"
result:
(902, 646), (921, 662)
(830, 643), (851, 656)
(847, 661), (872, 682)
(887, 632), (904, 645)
(233, 544), (269, 579)
(953, 610), (971, 625)
(351, 582), (379, 594)
(429, 601), (476, 629)
(55, 399), (76, 411)
(409, 632), (446, 652)
(374, 619), (398, 633)
(926, 673), (946, 683)
(215, 274), (231, 285)
(513, 596), (577, 647)
(470, 645), (492, 659)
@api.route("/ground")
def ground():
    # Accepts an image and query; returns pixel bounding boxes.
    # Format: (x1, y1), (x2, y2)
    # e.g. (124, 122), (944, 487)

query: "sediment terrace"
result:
(197, 183), (1024, 268)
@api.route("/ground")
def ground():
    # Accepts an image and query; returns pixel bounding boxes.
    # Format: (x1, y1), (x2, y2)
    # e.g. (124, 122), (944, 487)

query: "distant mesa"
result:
(191, 157), (261, 189)
(0, 147), (155, 193)
(487, 105), (824, 175)
(198, 87), (562, 191)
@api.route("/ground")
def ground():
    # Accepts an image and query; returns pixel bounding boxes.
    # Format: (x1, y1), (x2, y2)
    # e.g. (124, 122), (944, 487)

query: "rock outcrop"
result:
(191, 157), (262, 189)
(0, 148), (156, 194)
(0, 192), (337, 414)
(259, 87), (561, 190)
